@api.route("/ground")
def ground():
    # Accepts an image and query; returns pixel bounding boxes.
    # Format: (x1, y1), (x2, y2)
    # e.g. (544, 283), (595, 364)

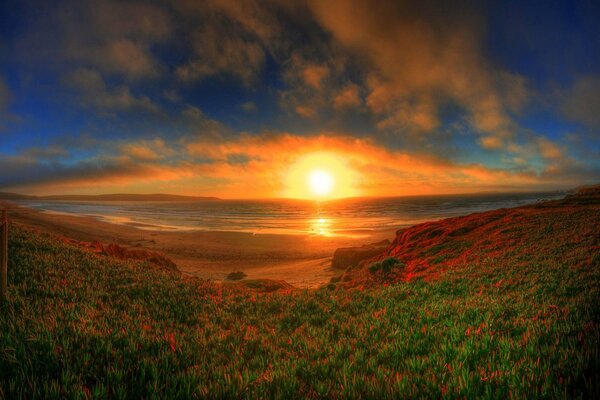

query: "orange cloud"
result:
(119, 139), (173, 162)
(3, 134), (586, 198)
(536, 137), (563, 160)
(65, 68), (157, 112)
(333, 84), (361, 110)
(302, 65), (329, 90)
(180, 133), (561, 198)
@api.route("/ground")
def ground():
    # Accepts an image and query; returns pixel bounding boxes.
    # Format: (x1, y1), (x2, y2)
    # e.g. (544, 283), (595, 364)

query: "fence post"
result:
(1, 209), (6, 302)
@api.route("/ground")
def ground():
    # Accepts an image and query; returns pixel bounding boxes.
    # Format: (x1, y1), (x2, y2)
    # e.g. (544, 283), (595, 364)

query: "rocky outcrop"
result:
(331, 239), (391, 269)
(563, 185), (600, 204)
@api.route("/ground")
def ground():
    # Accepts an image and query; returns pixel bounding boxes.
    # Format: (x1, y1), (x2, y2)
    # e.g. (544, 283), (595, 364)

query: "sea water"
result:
(17, 192), (564, 238)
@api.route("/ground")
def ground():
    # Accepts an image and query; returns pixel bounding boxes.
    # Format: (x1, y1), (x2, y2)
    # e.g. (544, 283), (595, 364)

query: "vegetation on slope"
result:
(0, 191), (599, 398)
(340, 188), (600, 288)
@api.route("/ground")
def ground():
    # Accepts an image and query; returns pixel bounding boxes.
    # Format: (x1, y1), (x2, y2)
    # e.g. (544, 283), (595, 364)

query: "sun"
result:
(308, 170), (334, 197)
(285, 151), (359, 199)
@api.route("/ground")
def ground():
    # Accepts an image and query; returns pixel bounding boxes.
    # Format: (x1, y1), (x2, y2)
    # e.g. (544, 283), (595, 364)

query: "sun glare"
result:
(308, 170), (334, 196)
(285, 152), (359, 199)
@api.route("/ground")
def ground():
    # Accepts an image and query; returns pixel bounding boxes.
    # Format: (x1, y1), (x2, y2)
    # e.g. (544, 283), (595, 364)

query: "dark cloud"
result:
(64, 68), (158, 112)
(175, 25), (265, 84)
(308, 0), (528, 149)
(279, 52), (363, 120)
(0, 155), (140, 189)
(562, 75), (600, 130)
(0, 76), (11, 112)
(241, 101), (257, 112)
(0, 75), (20, 131)
(21, 145), (69, 160)
(172, 0), (284, 84)
(58, 0), (170, 79)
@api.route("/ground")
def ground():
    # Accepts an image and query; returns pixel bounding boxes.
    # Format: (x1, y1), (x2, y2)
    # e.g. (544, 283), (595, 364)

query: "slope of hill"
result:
(0, 188), (598, 398)
(338, 186), (600, 288)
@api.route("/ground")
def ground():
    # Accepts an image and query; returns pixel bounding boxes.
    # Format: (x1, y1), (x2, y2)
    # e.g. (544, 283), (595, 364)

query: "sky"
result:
(0, 0), (598, 199)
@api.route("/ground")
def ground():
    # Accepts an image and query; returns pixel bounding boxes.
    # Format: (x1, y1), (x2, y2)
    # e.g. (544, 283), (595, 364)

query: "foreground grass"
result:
(0, 204), (599, 398)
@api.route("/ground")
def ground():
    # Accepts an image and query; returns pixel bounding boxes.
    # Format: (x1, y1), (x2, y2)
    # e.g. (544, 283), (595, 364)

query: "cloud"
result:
(0, 75), (21, 130)
(333, 84), (361, 111)
(65, 68), (157, 112)
(0, 150), (189, 194)
(21, 145), (69, 160)
(178, 104), (228, 136)
(2, 131), (595, 197)
(182, 132), (582, 196)
(59, 0), (170, 79)
(0, 76), (11, 113)
(308, 0), (528, 148)
(181, 105), (205, 120)
(241, 101), (258, 112)
(0, 155), (141, 189)
(535, 137), (563, 160)
(279, 56), (329, 119)
(562, 75), (600, 129)
(163, 90), (182, 103)
(175, 26), (265, 84)
(2, 0), (596, 196)
(279, 53), (360, 120)
(172, 0), (286, 84)
(302, 65), (329, 90)
(119, 139), (173, 162)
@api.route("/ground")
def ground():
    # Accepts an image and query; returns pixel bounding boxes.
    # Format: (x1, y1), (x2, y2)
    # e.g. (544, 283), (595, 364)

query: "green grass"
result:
(368, 257), (404, 274)
(0, 217), (598, 398)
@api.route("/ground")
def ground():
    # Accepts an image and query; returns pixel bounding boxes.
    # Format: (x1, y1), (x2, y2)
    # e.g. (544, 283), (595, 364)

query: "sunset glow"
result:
(308, 170), (334, 197)
(311, 217), (331, 236)
(0, 1), (596, 197)
(285, 152), (358, 199)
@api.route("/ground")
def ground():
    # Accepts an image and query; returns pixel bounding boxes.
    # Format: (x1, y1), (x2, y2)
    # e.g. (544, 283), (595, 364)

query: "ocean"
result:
(17, 191), (565, 238)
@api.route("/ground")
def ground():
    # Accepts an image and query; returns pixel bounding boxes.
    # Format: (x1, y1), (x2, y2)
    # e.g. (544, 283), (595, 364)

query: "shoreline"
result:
(1, 200), (395, 288)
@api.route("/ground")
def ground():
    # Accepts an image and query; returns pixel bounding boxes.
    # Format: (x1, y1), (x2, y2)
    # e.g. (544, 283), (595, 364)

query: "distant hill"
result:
(0, 192), (36, 200)
(0, 192), (220, 201)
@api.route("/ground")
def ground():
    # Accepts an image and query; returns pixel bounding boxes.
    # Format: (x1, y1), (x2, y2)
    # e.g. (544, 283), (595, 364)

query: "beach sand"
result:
(1, 201), (395, 288)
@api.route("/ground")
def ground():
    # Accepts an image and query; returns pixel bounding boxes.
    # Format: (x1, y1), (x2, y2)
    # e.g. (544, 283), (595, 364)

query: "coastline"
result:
(0, 200), (395, 288)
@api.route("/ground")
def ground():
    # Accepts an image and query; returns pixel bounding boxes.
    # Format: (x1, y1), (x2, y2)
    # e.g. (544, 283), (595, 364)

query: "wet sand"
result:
(1, 201), (395, 288)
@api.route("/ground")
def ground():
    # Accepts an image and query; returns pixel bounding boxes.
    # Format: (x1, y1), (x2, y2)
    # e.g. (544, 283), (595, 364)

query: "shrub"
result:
(368, 257), (404, 274)
(226, 271), (247, 280)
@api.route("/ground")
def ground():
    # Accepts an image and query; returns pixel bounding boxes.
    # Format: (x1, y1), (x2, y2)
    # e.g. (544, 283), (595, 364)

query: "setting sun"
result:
(308, 170), (334, 197)
(285, 152), (359, 199)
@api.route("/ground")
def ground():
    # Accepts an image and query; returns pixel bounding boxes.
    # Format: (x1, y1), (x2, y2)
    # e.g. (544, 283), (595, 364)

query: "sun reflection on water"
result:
(311, 217), (332, 236)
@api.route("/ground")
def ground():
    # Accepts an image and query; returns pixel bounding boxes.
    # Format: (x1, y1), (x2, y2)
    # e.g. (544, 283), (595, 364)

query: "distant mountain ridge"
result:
(0, 192), (220, 202)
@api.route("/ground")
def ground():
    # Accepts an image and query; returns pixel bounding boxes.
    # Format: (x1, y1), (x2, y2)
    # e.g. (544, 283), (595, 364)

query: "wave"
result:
(18, 191), (565, 237)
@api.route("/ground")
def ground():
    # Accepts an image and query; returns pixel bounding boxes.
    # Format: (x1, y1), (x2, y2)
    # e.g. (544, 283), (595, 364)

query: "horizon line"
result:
(0, 187), (575, 203)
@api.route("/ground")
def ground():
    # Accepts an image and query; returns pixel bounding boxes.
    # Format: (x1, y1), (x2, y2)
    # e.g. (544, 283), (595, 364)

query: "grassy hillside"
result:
(0, 193), (599, 398)
(339, 188), (600, 289)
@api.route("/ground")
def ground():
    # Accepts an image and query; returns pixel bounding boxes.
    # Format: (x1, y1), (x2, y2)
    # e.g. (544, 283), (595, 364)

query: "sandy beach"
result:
(0, 201), (395, 288)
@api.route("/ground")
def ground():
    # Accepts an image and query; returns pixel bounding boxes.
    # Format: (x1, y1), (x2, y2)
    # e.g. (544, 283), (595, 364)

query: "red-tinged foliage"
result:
(340, 186), (600, 288)
(2, 187), (598, 398)
(57, 237), (177, 270)
(231, 279), (296, 293)
(164, 332), (177, 352)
